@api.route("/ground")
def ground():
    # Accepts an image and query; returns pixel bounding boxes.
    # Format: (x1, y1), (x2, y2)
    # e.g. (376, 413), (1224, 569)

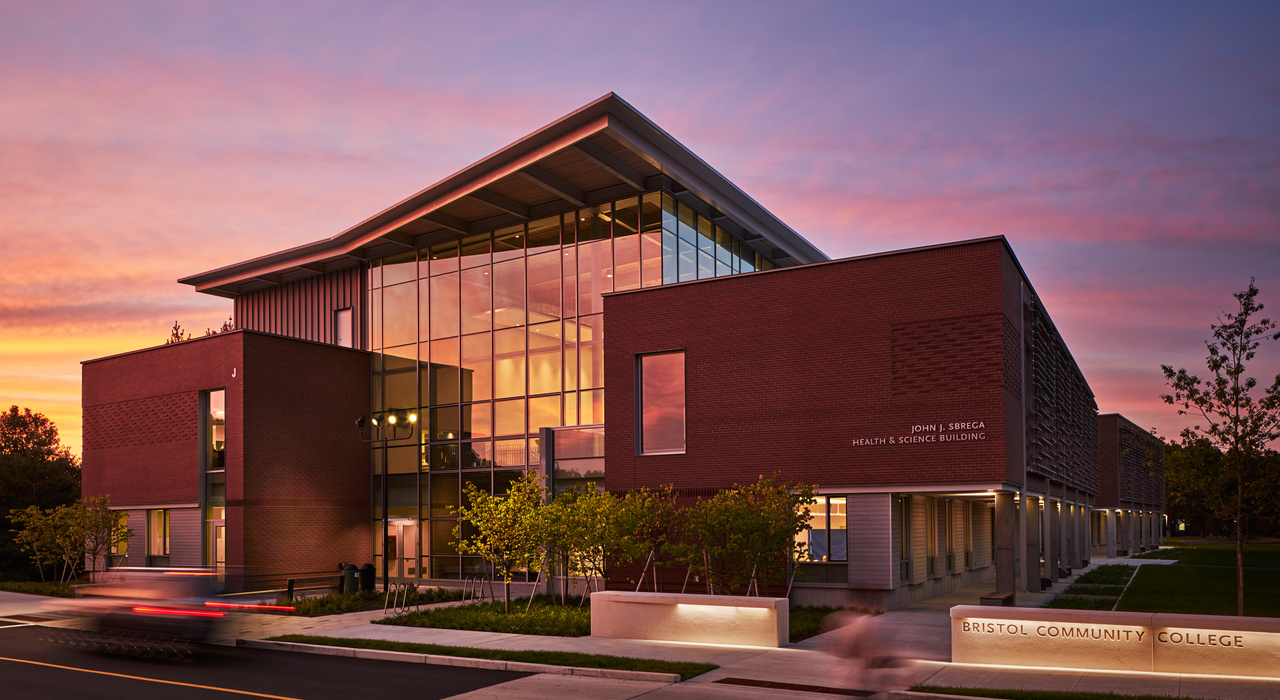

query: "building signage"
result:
(950, 605), (1280, 679)
(852, 421), (987, 447)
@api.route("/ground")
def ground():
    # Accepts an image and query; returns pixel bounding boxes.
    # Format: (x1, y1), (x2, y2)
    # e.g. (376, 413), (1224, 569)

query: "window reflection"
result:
(563, 318), (578, 392)
(529, 394), (560, 433)
(460, 232), (490, 269)
(383, 251), (417, 287)
(493, 327), (525, 399)
(577, 240), (613, 316)
(494, 438), (527, 467)
(578, 314), (603, 390)
(383, 282), (417, 348)
(493, 224), (524, 263)
(527, 321), (561, 396)
(639, 352), (684, 454)
(430, 338), (459, 405)
(494, 398), (525, 437)
(429, 240), (459, 276)
(460, 267), (491, 335)
(492, 258), (525, 329)
(462, 402), (490, 439)
(461, 333), (491, 402)
(527, 215), (560, 251)
(526, 251), (561, 323)
(430, 274), (460, 340)
(577, 204), (610, 243)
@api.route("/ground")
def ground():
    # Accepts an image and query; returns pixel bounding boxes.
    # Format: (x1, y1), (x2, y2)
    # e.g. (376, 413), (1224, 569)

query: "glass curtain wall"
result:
(367, 190), (777, 579)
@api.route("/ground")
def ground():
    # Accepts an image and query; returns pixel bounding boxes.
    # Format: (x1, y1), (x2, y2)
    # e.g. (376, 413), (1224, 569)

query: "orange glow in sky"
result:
(1, 3), (1277, 457)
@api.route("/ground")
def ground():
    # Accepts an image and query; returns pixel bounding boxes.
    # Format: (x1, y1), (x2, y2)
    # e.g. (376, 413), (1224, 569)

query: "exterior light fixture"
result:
(355, 410), (418, 592)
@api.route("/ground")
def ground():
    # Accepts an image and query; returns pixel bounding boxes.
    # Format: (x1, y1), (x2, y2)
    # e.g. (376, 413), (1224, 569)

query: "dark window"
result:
(638, 351), (685, 454)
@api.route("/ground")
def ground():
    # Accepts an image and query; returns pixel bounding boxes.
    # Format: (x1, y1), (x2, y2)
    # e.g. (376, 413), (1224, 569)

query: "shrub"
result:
(378, 595), (590, 636)
(290, 585), (462, 617)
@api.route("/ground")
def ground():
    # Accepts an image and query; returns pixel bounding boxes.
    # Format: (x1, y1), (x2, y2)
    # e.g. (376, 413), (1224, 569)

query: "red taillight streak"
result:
(131, 606), (226, 618)
(204, 601), (296, 611)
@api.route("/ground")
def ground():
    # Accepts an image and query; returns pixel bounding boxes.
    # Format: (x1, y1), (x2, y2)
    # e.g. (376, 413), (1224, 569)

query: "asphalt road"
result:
(0, 620), (529, 699)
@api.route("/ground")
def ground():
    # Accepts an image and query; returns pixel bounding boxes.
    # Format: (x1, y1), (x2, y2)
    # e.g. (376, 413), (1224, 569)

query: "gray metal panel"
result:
(168, 508), (203, 568)
(234, 267), (364, 348)
(847, 493), (893, 590)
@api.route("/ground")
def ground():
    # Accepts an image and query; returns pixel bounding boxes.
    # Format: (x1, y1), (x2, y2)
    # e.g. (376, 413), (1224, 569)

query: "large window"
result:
(638, 351), (685, 454)
(207, 390), (225, 472)
(110, 511), (129, 567)
(797, 497), (847, 562)
(148, 509), (169, 562)
(366, 190), (778, 579)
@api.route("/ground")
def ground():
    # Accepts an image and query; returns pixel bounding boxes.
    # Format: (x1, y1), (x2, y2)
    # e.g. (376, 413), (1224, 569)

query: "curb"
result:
(236, 639), (681, 684)
(889, 692), (1000, 700)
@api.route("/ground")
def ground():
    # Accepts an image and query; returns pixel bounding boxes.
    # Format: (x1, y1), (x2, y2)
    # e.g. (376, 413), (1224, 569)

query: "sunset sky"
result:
(2, 1), (1277, 458)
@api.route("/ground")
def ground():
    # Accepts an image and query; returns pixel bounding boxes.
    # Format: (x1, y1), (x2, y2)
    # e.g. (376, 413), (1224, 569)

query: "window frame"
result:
(635, 350), (686, 455)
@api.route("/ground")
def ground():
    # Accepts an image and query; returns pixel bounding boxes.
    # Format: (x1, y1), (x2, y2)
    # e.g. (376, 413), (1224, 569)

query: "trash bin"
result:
(342, 564), (358, 595)
(358, 563), (375, 593)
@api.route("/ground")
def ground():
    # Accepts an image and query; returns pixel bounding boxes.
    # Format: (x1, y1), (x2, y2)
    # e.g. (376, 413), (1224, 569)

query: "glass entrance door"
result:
(389, 519), (418, 580)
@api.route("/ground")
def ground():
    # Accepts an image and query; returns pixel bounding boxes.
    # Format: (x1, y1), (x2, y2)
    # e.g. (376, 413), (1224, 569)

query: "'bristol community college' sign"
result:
(951, 605), (1280, 679)
(852, 421), (987, 447)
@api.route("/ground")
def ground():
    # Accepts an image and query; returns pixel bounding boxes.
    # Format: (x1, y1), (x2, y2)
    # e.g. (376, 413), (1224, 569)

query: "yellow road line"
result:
(0, 656), (303, 699)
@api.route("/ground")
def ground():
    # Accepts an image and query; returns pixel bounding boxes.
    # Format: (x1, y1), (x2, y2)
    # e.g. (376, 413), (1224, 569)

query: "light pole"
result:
(357, 411), (417, 593)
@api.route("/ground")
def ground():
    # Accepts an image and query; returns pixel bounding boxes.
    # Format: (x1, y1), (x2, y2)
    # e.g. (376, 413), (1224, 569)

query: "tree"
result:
(1163, 438), (1229, 536)
(542, 486), (620, 605)
(165, 321), (191, 344)
(679, 473), (816, 595)
(612, 485), (681, 591)
(1, 406), (81, 576)
(453, 469), (545, 613)
(1162, 279), (1280, 616)
(82, 496), (131, 577)
(204, 316), (234, 336)
(9, 505), (55, 582)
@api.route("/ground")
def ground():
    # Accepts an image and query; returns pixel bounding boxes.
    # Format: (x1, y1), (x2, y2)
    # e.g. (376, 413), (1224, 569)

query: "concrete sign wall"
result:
(592, 591), (788, 647)
(951, 605), (1280, 678)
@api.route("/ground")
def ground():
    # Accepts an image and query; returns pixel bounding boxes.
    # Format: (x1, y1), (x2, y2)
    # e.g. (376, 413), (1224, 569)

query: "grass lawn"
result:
(1045, 596), (1116, 611)
(267, 634), (717, 681)
(1117, 563), (1280, 617)
(0, 581), (75, 598)
(914, 686), (1187, 700)
(290, 586), (463, 617)
(1063, 584), (1125, 597)
(377, 595), (591, 636)
(1135, 542), (1280, 568)
(1074, 565), (1135, 586)
(789, 605), (841, 643)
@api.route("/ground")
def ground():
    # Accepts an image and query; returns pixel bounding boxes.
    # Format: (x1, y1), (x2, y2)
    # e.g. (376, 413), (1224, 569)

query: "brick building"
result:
(81, 94), (1147, 604)
(1092, 414), (1165, 558)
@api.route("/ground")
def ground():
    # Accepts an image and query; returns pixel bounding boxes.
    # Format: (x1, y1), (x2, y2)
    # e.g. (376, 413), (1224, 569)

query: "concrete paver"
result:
(446, 675), (669, 699)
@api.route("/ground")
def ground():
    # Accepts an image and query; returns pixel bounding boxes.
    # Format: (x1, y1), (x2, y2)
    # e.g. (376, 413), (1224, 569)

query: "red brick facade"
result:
(82, 331), (371, 589)
(603, 239), (1023, 492)
(1097, 413), (1165, 510)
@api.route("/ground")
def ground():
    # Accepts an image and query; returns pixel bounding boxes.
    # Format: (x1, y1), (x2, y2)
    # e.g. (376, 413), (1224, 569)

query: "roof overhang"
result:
(180, 93), (827, 298)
